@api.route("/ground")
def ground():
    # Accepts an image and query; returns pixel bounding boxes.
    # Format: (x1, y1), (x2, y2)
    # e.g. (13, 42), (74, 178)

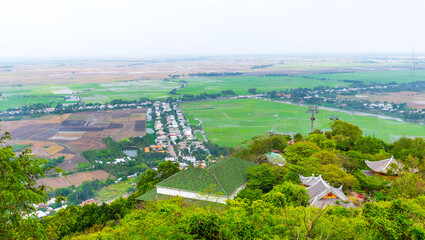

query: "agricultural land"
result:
(181, 98), (425, 146)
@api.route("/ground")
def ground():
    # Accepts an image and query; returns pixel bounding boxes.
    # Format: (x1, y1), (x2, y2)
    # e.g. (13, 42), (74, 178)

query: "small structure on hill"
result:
(362, 156), (404, 179)
(137, 158), (256, 204)
(265, 152), (286, 166)
(300, 174), (353, 208)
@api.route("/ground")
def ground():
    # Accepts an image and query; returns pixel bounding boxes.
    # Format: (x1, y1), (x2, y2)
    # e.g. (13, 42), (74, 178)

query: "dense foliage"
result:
(3, 120), (425, 239)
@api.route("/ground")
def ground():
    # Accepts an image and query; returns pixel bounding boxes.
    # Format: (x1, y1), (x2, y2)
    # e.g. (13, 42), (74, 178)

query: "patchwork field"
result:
(1, 109), (147, 170)
(1, 58), (423, 110)
(175, 76), (349, 95)
(0, 80), (179, 110)
(181, 99), (425, 147)
(37, 170), (111, 190)
(305, 70), (425, 84)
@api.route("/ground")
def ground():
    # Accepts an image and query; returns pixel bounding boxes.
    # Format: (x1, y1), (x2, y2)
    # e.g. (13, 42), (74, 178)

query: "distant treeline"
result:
(251, 64), (273, 69)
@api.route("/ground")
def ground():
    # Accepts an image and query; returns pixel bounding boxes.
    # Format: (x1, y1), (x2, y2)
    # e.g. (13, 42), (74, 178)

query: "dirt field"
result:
(66, 170), (112, 186)
(2, 109), (147, 171)
(339, 91), (425, 110)
(37, 170), (111, 190)
(0, 58), (280, 86)
(37, 177), (72, 190)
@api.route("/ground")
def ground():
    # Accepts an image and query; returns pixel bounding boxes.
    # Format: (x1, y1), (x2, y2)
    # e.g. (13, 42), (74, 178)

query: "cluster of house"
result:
(32, 197), (67, 218)
(152, 101), (209, 168)
(94, 156), (134, 165)
(363, 103), (395, 111)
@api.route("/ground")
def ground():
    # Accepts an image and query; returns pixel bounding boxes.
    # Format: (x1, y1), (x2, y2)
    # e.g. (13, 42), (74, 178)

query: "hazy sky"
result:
(1, 0), (425, 58)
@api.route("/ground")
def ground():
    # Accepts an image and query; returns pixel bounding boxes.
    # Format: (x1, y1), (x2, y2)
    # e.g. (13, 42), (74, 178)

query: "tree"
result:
(329, 120), (363, 149)
(353, 169), (388, 194)
(390, 172), (425, 198)
(235, 134), (289, 162)
(262, 182), (309, 207)
(235, 188), (263, 203)
(284, 141), (320, 164)
(310, 150), (342, 166)
(248, 88), (257, 94)
(363, 199), (425, 239)
(157, 160), (180, 179)
(353, 136), (386, 155)
(342, 150), (370, 172)
(246, 164), (277, 193)
(0, 124), (48, 239)
(306, 134), (336, 150)
(392, 137), (425, 161)
(134, 161), (180, 198)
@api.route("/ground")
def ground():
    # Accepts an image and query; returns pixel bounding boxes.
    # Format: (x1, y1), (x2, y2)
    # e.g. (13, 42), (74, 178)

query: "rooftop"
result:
(365, 156), (401, 174)
(300, 174), (353, 208)
(266, 152), (286, 166)
(156, 158), (256, 197)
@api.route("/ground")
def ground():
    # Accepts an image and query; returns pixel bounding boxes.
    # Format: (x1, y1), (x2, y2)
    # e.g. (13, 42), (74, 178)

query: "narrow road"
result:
(194, 130), (208, 142)
(168, 140), (177, 157)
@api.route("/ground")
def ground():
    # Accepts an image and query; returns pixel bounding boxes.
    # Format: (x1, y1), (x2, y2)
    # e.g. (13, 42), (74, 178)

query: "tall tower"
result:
(307, 107), (319, 133)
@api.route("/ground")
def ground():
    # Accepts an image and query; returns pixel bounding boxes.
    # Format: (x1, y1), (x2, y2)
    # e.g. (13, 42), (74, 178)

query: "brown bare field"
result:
(0, 58), (281, 86)
(37, 177), (72, 190)
(66, 170), (111, 187)
(2, 109), (146, 171)
(36, 170), (111, 190)
(339, 91), (425, 110)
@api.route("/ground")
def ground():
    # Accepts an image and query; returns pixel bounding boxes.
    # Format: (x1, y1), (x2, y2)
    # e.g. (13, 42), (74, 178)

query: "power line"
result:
(306, 107), (319, 133)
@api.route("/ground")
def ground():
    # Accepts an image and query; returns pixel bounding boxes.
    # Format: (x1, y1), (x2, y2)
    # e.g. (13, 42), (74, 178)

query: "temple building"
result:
(137, 158), (256, 204)
(300, 174), (354, 208)
(362, 156), (402, 179)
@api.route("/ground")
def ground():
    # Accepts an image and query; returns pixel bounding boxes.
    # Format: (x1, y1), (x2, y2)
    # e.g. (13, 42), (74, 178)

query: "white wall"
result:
(156, 186), (228, 204)
(156, 184), (247, 204)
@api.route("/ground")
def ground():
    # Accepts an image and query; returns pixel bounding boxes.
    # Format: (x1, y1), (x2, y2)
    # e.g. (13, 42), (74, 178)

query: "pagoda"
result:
(362, 156), (402, 180)
(300, 174), (353, 208)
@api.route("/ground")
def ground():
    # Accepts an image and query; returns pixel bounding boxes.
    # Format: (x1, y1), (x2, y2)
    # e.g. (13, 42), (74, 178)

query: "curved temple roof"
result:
(299, 174), (321, 187)
(300, 174), (353, 208)
(365, 156), (401, 174)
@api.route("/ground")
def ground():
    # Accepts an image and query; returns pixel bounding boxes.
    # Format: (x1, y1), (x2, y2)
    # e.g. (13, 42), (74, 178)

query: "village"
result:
(150, 100), (210, 169)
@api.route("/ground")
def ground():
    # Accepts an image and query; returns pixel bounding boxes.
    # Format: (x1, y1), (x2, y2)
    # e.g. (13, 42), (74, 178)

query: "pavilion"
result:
(300, 174), (354, 208)
(362, 156), (403, 179)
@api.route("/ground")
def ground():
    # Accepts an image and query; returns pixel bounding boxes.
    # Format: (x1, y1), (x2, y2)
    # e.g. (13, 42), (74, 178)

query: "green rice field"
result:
(180, 99), (425, 147)
(305, 70), (425, 84)
(0, 80), (180, 110)
(175, 76), (348, 95)
(75, 80), (179, 104)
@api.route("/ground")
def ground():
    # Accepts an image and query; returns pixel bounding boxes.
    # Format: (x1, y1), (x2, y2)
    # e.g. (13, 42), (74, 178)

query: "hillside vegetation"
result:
(2, 120), (425, 239)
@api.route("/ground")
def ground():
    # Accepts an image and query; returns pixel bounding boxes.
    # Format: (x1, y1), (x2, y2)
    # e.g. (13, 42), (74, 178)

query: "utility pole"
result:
(306, 107), (319, 133)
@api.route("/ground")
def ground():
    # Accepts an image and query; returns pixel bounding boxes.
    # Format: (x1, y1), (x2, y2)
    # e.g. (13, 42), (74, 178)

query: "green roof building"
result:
(139, 158), (256, 204)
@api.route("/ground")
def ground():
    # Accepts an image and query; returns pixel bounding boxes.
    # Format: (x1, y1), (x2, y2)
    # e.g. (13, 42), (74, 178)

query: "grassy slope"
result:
(175, 76), (348, 95)
(180, 99), (425, 147)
